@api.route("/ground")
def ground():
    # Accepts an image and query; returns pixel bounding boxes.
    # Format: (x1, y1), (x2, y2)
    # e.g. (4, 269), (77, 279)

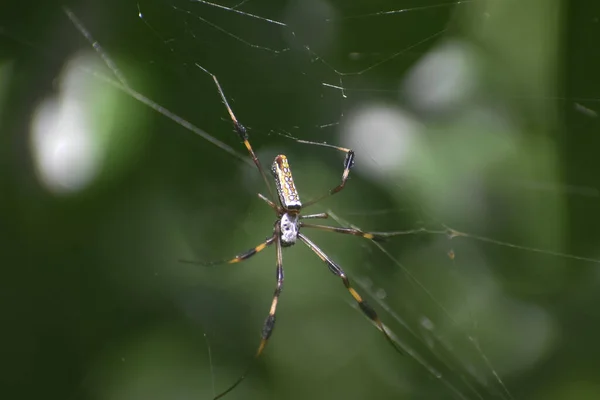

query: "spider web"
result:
(2, 0), (600, 399)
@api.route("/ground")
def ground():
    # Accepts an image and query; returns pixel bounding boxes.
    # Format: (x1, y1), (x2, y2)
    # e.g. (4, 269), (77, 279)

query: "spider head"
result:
(279, 212), (300, 247)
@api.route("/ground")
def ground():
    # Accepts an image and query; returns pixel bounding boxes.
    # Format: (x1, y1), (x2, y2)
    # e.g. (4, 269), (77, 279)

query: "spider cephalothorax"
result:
(278, 212), (300, 247)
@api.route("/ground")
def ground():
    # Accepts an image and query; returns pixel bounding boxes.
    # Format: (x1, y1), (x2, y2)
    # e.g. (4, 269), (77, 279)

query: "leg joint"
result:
(262, 315), (276, 339)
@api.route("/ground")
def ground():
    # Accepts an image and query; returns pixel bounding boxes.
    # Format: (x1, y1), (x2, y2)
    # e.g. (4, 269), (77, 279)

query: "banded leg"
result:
(300, 223), (428, 242)
(298, 233), (404, 356)
(196, 63), (276, 206)
(214, 225), (284, 399)
(297, 140), (355, 208)
(179, 236), (275, 266)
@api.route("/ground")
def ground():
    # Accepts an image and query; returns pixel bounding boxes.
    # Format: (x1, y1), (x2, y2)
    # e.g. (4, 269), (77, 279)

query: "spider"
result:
(185, 71), (406, 399)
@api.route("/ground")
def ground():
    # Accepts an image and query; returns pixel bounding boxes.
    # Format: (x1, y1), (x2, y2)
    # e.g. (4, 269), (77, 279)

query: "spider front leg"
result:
(298, 233), (404, 356)
(214, 224), (285, 399)
(258, 193), (280, 213)
(195, 63), (277, 206)
(299, 141), (355, 208)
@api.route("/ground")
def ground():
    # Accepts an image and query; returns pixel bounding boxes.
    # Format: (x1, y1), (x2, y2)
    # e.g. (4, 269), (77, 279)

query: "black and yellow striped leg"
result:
(179, 236), (275, 266)
(214, 226), (284, 399)
(298, 233), (404, 356)
(204, 71), (277, 206)
(300, 223), (424, 242)
(302, 146), (355, 208)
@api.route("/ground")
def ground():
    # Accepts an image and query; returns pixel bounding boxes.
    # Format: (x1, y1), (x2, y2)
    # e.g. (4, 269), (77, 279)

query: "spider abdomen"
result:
(272, 155), (302, 211)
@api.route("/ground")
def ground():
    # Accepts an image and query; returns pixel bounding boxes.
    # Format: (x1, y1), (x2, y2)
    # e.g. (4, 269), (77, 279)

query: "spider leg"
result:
(258, 193), (280, 212)
(299, 212), (329, 220)
(214, 225), (284, 399)
(298, 233), (404, 356)
(204, 69), (277, 206)
(300, 223), (427, 242)
(299, 141), (354, 208)
(179, 236), (275, 266)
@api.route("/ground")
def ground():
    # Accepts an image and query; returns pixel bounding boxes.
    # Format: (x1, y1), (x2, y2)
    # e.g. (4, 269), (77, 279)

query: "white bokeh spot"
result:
(342, 104), (424, 182)
(30, 52), (105, 195)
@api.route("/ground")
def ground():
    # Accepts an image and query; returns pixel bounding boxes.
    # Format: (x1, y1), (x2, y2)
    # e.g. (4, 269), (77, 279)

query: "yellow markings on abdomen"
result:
(271, 155), (302, 211)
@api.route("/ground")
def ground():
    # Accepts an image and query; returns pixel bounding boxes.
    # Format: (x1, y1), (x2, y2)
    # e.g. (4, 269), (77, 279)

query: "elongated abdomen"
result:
(271, 155), (302, 211)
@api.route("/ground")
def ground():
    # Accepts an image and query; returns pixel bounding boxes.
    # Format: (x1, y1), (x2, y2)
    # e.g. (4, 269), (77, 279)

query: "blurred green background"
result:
(2, 0), (600, 399)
